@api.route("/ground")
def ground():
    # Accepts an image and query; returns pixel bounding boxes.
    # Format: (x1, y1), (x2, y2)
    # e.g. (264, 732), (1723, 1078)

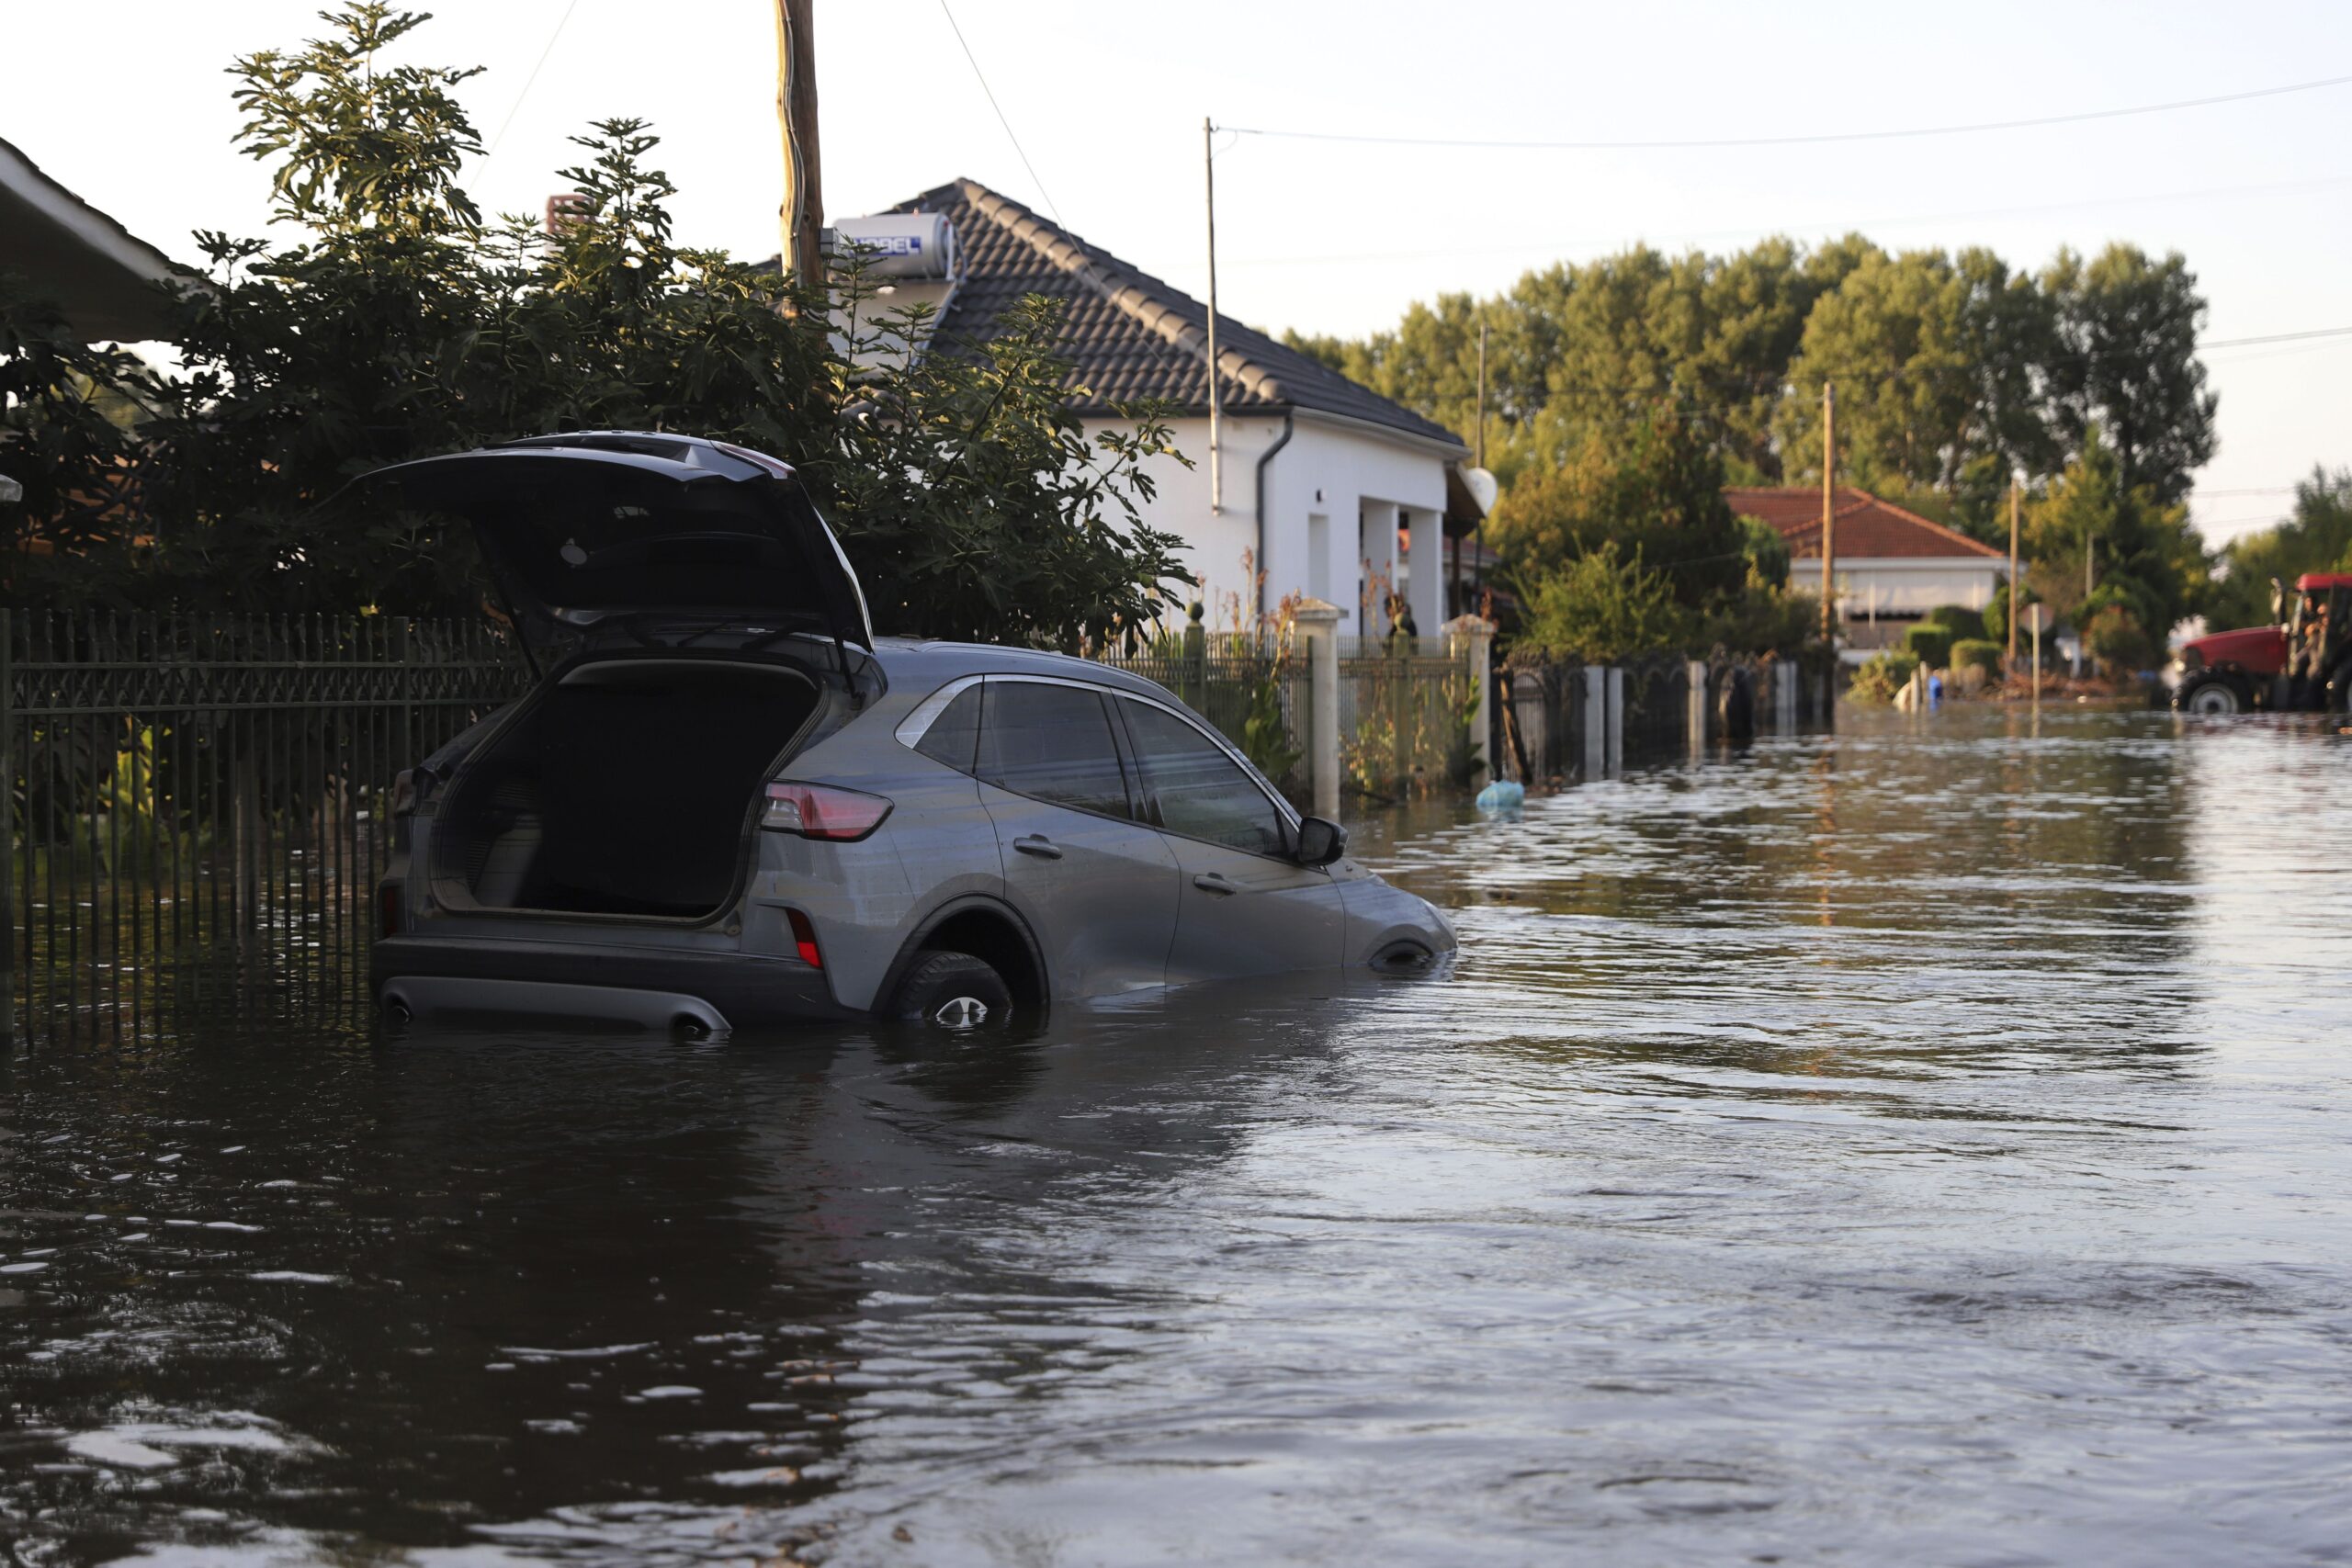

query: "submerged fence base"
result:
(1498, 652), (1831, 788)
(3, 611), (531, 1043)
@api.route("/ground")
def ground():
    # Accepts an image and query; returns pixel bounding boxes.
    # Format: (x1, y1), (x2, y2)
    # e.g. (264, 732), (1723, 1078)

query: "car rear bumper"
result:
(371, 934), (857, 1031)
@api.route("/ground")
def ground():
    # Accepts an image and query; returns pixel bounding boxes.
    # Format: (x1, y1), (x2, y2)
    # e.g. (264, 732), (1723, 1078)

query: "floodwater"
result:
(5, 705), (2350, 1566)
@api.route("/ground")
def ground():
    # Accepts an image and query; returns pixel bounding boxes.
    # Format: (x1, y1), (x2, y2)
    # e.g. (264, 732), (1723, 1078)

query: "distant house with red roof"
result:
(1727, 487), (2005, 660)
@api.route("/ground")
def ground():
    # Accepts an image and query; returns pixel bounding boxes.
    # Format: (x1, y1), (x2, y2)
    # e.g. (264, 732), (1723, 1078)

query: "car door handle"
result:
(1012, 835), (1063, 860)
(1192, 873), (1238, 895)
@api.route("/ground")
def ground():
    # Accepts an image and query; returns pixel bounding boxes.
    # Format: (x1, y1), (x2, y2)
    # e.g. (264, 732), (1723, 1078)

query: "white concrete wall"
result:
(1797, 557), (2005, 620)
(1083, 411), (1457, 638)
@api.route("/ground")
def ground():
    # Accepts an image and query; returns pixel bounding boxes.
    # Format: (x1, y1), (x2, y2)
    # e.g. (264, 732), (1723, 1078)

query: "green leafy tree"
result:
(1777, 247), (2052, 515)
(2042, 243), (2216, 505)
(2204, 467), (2352, 632)
(1513, 540), (1691, 663)
(1485, 404), (1746, 610)
(3, 4), (1188, 645)
(2024, 423), (2203, 642)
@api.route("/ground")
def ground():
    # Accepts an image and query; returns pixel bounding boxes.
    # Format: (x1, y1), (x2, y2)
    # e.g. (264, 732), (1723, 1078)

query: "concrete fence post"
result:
(1443, 614), (1495, 789)
(1605, 667), (1625, 777)
(1686, 659), (1709, 753)
(1295, 597), (1343, 820)
(1581, 665), (1606, 781)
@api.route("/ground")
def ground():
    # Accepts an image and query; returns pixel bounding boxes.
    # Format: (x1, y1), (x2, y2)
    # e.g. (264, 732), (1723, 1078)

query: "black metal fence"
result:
(3, 612), (530, 1041)
(1494, 650), (1834, 786)
(1094, 633), (1476, 803)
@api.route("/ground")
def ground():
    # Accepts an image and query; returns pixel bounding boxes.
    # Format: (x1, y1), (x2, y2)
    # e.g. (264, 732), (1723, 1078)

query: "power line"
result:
(485, 0), (582, 157)
(936, 0), (1062, 227)
(2200, 324), (2352, 349)
(1225, 72), (2352, 152)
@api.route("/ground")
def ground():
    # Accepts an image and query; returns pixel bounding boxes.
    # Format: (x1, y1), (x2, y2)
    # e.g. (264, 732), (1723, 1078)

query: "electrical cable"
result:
(937, 0), (1063, 228)
(485, 0), (582, 157)
(1224, 72), (2352, 152)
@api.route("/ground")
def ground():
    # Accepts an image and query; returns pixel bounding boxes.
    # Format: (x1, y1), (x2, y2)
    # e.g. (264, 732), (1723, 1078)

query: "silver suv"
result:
(369, 433), (1454, 1034)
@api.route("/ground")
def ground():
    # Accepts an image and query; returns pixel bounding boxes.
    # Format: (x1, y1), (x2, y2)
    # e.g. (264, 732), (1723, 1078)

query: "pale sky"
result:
(14, 0), (2351, 544)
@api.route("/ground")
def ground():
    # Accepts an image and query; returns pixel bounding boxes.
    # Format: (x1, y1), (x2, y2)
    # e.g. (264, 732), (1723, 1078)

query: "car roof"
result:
(868, 637), (1174, 698)
(2296, 572), (2352, 592)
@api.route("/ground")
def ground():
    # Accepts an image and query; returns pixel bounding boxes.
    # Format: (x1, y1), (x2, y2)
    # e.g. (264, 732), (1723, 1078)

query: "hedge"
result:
(1926, 604), (1988, 641)
(1950, 638), (2003, 678)
(1902, 623), (1956, 669)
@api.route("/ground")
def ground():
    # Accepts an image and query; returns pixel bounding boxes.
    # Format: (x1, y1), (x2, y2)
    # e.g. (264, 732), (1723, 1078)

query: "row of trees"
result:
(0, 6), (1186, 650)
(1286, 235), (2218, 536)
(1289, 234), (2226, 667)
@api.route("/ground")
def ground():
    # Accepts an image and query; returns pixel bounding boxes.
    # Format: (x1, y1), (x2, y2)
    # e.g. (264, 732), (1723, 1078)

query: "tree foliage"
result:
(0, 4), (1188, 649)
(1294, 231), (2222, 560)
(2203, 467), (2352, 633)
(1484, 405), (1745, 608)
(1512, 540), (1690, 664)
(2024, 424), (2203, 649)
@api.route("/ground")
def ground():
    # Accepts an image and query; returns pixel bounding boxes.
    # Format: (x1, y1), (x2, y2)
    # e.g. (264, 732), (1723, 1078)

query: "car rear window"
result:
(912, 685), (981, 772)
(978, 682), (1131, 819)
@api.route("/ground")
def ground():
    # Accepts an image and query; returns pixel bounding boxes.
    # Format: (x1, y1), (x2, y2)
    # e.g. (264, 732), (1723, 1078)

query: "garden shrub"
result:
(1950, 639), (2003, 680)
(1848, 649), (1920, 705)
(1901, 623), (1955, 669)
(1925, 604), (1987, 641)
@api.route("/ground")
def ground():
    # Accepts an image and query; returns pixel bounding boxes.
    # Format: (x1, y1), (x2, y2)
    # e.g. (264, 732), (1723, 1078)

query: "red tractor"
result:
(2172, 572), (2352, 714)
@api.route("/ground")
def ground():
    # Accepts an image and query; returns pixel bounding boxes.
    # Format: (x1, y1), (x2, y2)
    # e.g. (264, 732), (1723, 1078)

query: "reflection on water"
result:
(5, 706), (2350, 1564)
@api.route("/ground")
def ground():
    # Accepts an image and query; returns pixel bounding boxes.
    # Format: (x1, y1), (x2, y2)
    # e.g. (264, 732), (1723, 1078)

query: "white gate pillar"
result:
(1295, 598), (1343, 820)
(1445, 614), (1495, 788)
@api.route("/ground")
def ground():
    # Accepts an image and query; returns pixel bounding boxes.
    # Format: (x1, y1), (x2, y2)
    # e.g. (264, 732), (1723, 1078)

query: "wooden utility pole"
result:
(1204, 117), (1223, 514)
(774, 0), (823, 287)
(1462, 313), (1487, 615)
(1475, 314), (1488, 468)
(1819, 382), (1838, 644)
(2007, 478), (2021, 668)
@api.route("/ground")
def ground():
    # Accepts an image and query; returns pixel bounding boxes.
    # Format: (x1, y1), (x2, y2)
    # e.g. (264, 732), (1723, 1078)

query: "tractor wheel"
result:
(2176, 675), (2245, 716)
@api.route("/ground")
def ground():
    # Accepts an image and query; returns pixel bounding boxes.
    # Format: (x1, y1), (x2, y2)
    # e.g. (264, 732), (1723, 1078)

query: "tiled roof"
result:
(883, 179), (1465, 452)
(1727, 486), (2002, 560)
(0, 134), (187, 341)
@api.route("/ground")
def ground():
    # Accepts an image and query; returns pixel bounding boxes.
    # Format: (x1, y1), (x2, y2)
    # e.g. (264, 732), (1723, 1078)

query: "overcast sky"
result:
(14, 0), (2351, 543)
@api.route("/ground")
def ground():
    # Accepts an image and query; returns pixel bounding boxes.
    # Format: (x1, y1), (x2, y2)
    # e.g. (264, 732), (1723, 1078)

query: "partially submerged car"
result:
(368, 432), (1454, 1034)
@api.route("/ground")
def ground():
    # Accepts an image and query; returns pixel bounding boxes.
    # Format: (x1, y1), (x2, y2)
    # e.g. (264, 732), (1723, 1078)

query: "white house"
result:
(1729, 486), (2007, 660)
(862, 180), (1479, 637)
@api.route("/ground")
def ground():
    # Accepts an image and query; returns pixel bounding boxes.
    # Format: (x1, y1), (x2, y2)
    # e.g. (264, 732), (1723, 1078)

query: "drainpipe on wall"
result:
(1252, 412), (1295, 624)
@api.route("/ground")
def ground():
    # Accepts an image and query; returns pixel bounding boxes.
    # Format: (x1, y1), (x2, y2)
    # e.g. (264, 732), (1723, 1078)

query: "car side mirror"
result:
(1294, 816), (1348, 867)
(2271, 577), (2286, 621)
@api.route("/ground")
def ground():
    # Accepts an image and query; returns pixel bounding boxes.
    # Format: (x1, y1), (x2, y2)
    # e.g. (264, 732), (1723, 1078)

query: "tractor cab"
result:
(2175, 571), (2352, 714)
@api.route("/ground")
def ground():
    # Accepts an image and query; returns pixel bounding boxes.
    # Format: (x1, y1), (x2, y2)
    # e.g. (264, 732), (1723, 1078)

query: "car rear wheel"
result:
(2177, 675), (2245, 715)
(892, 951), (1013, 1033)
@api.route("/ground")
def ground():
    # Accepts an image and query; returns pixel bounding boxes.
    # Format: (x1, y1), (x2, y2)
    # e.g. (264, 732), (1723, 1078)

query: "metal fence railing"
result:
(1494, 650), (1834, 786)
(2, 611), (530, 1041)
(1092, 633), (1475, 805)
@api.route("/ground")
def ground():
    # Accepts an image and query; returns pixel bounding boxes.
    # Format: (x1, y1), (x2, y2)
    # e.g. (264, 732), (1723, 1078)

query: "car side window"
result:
(1117, 698), (1285, 857)
(978, 682), (1133, 819)
(911, 685), (981, 773)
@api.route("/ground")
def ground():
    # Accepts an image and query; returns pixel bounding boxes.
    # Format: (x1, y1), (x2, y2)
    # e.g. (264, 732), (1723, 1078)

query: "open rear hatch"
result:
(363, 434), (873, 922)
(370, 432), (872, 668)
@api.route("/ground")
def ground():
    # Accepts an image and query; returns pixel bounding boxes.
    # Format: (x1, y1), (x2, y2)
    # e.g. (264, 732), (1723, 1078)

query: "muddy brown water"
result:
(4, 705), (2348, 1565)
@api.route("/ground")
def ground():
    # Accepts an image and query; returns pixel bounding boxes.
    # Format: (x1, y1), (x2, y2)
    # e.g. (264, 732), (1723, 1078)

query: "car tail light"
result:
(378, 881), (403, 939)
(763, 782), (891, 840)
(786, 908), (823, 969)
